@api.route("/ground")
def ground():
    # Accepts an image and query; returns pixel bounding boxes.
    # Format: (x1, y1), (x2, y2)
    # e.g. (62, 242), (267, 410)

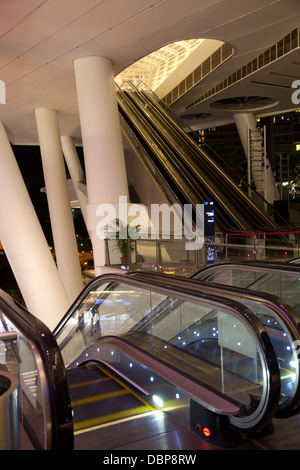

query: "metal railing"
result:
(0, 290), (73, 449)
(104, 233), (300, 276)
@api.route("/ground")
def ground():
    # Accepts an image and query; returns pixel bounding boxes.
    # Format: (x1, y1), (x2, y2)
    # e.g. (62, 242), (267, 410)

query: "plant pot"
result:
(120, 256), (127, 266)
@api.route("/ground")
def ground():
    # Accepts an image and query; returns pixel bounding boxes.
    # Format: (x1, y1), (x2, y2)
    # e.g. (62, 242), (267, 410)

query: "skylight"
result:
(115, 39), (204, 90)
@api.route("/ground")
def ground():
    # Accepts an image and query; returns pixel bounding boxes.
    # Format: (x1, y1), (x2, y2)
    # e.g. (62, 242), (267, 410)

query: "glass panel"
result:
(195, 266), (300, 408)
(56, 280), (269, 419)
(239, 301), (297, 407)
(0, 312), (48, 449)
(56, 281), (166, 366)
(141, 299), (265, 413)
(198, 267), (300, 314)
(250, 275), (300, 313)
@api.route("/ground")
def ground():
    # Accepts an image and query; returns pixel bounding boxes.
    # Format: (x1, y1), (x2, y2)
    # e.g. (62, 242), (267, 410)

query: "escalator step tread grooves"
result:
(67, 365), (153, 432)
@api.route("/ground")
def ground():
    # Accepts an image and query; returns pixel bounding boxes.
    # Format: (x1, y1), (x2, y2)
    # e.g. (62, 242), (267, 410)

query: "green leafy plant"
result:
(109, 219), (140, 258)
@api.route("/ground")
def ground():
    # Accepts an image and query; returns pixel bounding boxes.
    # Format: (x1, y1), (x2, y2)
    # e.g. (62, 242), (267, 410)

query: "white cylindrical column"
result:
(74, 56), (129, 274)
(35, 108), (83, 302)
(0, 120), (69, 330)
(61, 136), (88, 225)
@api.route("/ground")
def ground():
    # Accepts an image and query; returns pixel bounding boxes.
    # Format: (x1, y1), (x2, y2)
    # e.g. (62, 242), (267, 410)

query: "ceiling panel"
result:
(0, 0), (299, 143)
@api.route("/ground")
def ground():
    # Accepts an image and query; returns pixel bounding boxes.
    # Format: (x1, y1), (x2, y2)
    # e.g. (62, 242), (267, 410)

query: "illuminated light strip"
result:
(73, 405), (153, 432)
(74, 409), (158, 435)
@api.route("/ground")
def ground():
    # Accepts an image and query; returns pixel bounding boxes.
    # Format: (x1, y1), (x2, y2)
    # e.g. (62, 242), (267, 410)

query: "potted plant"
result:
(111, 219), (139, 266)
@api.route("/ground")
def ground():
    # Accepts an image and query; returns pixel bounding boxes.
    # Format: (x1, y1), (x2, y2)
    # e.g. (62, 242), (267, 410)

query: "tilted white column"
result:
(35, 108), (83, 303)
(61, 136), (88, 225)
(234, 112), (278, 204)
(0, 120), (69, 330)
(74, 56), (129, 274)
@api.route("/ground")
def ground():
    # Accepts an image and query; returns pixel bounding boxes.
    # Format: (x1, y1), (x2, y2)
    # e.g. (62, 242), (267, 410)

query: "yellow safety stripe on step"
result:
(73, 405), (151, 432)
(72, 388), (128, 407)
(96, 365), (154, 410)
(69, 376), (111, 389)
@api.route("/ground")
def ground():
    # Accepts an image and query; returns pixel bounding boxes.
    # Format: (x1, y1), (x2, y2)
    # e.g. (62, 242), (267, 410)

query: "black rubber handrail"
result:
(193, 260), (300, 278)
(0, 289), (73, 449)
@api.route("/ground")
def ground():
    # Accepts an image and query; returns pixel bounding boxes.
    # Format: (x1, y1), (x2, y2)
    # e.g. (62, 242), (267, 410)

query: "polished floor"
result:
(74, 405), (300, 450)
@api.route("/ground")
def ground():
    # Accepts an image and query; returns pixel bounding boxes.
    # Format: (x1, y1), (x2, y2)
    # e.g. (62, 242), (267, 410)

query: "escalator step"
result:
(67, 365), (154, 432)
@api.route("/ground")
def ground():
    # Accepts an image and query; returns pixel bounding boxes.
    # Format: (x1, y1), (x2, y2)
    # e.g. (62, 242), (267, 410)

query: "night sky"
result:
(12, 144), (53, 244)
(12, 144), (87, 245)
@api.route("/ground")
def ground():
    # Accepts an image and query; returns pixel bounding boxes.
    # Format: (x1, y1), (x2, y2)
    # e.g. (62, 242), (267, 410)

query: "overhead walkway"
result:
(116, 83), (279, 233)
(1, 268), (300, 449)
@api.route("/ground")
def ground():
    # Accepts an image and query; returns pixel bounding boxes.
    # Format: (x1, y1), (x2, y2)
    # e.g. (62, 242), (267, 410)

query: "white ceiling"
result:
(0, 0), (299, 144)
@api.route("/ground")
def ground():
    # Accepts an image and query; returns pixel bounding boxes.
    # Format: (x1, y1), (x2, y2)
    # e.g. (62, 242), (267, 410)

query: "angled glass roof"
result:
(115, 39), (204, 90)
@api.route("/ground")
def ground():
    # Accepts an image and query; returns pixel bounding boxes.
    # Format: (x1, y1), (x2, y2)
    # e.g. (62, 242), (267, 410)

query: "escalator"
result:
(116, 83), (278, 233)
(128, 270), (300, 418)
(53, 272), (286, 446)
(193, 261), (300, 318)
(1, 269), (299, 449)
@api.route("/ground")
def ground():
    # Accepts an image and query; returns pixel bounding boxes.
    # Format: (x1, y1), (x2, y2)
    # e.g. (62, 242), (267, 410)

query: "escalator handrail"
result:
(137, 82), (290, 228)
(127, 83), (277, 230)
(54, 272), (281, 428)
(192, 261), (300, 278)
(73, 334), (244, 416)
(0, 289), (73, 449)
(128, 270), (300, 416)
(116, 85), (245, 231)
(117, 88), (210, 206)
(135, 81), (289, 229)
(128, 270), (300, 332)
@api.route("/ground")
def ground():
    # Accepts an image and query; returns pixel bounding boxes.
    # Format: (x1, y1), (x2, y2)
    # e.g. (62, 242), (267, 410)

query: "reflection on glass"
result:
(195, 266), (300, 408)
(197, 268), (300, 313)
(0, 312), (47, 449)
(56, 280), (269, 419)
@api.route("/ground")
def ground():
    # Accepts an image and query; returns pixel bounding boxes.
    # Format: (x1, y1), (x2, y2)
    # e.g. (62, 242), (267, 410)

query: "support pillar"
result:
(0, 120), (69, 330)
(234, 113), (278, 204)
(74, 56), (129, 274)
(61, 136), (88, 225)
(35, 108), (83, 303)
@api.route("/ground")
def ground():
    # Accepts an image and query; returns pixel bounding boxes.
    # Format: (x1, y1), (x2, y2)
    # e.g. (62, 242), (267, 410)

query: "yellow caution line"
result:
(96, 365), (154, 410)
(69, 376), (111, 389)
(72, 388), (128, 407)
(73, 405), (151, 432)
(71, 365), (156, 432)
(280, 367), (296, 375)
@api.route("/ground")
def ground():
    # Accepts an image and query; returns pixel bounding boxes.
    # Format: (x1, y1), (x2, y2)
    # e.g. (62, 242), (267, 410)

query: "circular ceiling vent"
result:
(210, 96), (278, 111)
(180, 112), (213, 120)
